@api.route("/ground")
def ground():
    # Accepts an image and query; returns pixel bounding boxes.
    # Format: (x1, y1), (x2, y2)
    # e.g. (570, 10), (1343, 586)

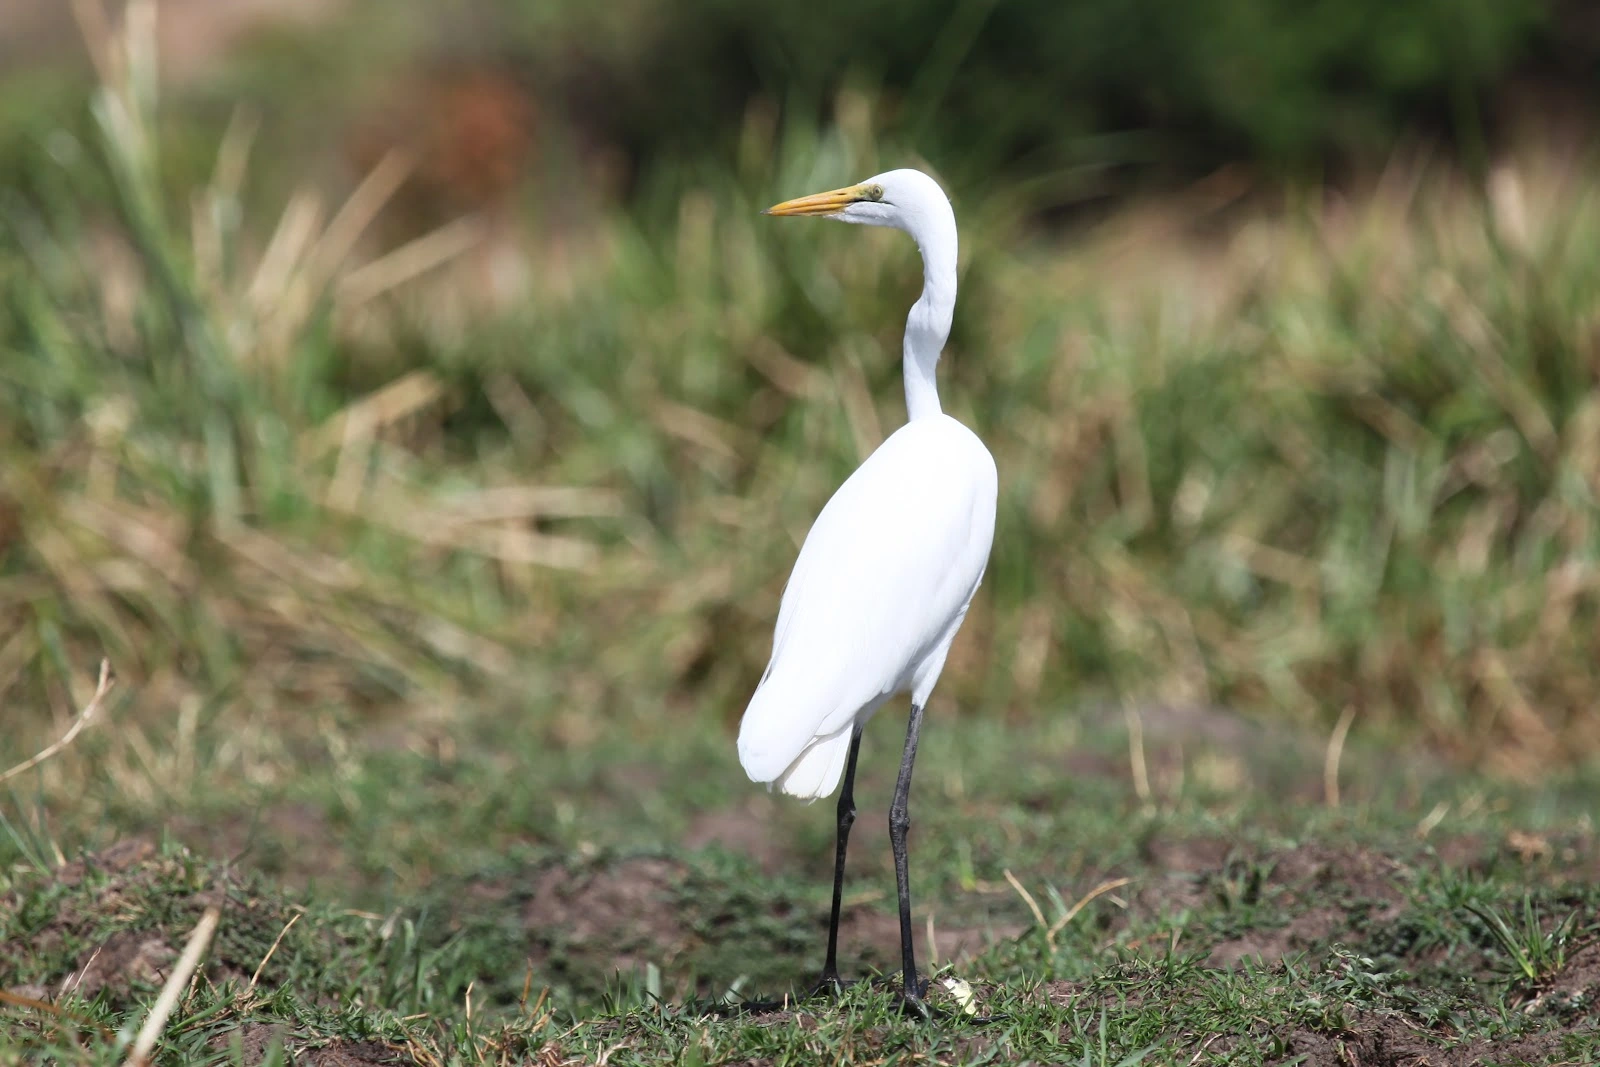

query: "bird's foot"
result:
(896, 988), (934, 1020)
(706, 972), (1003, 1024)
(805, 971), (933, 1011)
(892, 971), (934, 1020)
(803, 971), (850, 1001)
(899, 973), (1009, 1025)
(801, 970), (936, 1019)
(703, 972), (858, 1017)
(701, 995), (787, 1017)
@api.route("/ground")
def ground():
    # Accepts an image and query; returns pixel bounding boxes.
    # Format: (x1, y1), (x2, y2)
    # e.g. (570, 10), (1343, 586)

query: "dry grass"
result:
(4, 8), (1600, 838)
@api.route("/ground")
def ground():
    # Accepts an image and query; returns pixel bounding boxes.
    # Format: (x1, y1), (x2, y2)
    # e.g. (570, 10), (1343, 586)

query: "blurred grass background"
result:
(4, 0), (1600, 843)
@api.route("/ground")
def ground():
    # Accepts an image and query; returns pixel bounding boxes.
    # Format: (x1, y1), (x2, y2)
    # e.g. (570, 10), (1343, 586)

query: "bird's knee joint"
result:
(888, 809), (910, 836)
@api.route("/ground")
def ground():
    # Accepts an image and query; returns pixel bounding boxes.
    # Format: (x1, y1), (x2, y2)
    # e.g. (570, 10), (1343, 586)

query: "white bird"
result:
(737, 168), (997, 1016)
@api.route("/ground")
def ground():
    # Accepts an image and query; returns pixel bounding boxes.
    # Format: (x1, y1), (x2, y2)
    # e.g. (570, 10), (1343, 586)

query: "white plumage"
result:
(738, 415), (996, 797)
(736, 168), (997, 797)
(733, 166), (998, 1014)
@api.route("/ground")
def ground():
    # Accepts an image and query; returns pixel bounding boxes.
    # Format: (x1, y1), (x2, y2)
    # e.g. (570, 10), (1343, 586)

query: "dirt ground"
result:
(5, 825), (1597, 1065)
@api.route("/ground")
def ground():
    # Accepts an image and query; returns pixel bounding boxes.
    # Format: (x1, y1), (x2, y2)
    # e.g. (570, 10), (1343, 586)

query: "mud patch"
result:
(290, 1039), (410, 1067)
(1206, 908), (1344, 969)
(1132, 832), (1240, 917)
(169, 801), (346, 890)
(1278, 1018), (1572, 1067)
(52, 837), (156, 886)
(1, 839), (305, 1005)
(1267, 843), (1410, 906)
(1114, 841), (1417, 969)
(1527, 939), (1600, 1014)
(1032, 972), (1586, 1066)
(1039, 979), (1087, 1007)
(1141, 833), (1238, 873)
(523, 857), (689, 971)
(1274, 1014), (1441, 1067)
(1125, 840), (1408, 944)
(64, 929), (178, 998)
(210, 1026), (413, 1067)
(451, 851), (1023, 1002)
(1426, 829), (1600, 885)
(833, 904), (1025, 970)
(211, 1024), (290, 1065)
(2, 839), (176, 997)
(685, 804), (791, 874)
(1205, 846), (1408, 967)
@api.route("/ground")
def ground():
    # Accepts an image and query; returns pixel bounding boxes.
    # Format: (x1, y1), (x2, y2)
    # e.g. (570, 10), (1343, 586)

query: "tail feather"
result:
(737, 677), (854, 800)
(773, 729), (852, 800)
(739, 672), (888, 800)
(737, 677), (840, 785)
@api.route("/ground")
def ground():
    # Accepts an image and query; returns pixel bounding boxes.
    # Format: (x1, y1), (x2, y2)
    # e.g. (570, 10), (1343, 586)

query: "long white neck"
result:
(901, 209), (957, 421)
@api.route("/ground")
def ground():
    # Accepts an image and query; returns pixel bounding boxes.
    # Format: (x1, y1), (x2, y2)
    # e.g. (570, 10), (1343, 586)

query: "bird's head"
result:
(763, 169), (950, 236)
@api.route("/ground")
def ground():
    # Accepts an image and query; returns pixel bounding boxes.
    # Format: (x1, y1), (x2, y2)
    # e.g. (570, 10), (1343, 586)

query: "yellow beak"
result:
(763, 184), (870, 217)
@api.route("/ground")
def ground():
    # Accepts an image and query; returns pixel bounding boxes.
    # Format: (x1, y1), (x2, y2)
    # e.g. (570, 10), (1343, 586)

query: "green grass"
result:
(2, 714), (1598, 1065)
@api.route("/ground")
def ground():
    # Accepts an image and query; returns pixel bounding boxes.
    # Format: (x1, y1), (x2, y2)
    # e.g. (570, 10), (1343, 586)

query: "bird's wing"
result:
(737, 418), (996, 784)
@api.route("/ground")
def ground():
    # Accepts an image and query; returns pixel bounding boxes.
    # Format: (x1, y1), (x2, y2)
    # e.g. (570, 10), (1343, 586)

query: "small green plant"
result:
(1463, 895), (1580, 985)
(1212, 858), (1270, 912)
(0, 794), (60, 875)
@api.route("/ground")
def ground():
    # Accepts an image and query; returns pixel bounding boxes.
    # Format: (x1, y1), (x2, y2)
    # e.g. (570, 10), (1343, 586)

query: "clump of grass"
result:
(0, 4), (619, 782)
(958, 152), (1600, 777)
(464, 120), (1600, 775)
(1464, 895), (1582, 985)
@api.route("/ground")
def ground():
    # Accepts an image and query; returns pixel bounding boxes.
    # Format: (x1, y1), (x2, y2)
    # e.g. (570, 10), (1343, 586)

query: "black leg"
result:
(817, 722), (865, 992)
(889, 702), (928, 1017)
(703, 705), (1002, 1026)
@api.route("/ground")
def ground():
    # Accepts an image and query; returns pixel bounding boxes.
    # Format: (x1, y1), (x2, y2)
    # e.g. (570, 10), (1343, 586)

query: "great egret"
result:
(737, 169), (997, 1016)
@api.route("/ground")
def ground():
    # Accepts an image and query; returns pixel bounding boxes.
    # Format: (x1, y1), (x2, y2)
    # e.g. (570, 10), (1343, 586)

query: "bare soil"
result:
(1, 840), (296, 1002)
(684, 803), (792, 874)
(6, 833), (1596, 1065)
(833, 903), (1027, 970)
(522, 856), (690, 972)
(211, 1025), (410, 1067)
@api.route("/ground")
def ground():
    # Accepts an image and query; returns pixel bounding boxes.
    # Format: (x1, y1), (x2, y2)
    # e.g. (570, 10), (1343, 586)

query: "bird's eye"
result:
(862, 184), (885, 203)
